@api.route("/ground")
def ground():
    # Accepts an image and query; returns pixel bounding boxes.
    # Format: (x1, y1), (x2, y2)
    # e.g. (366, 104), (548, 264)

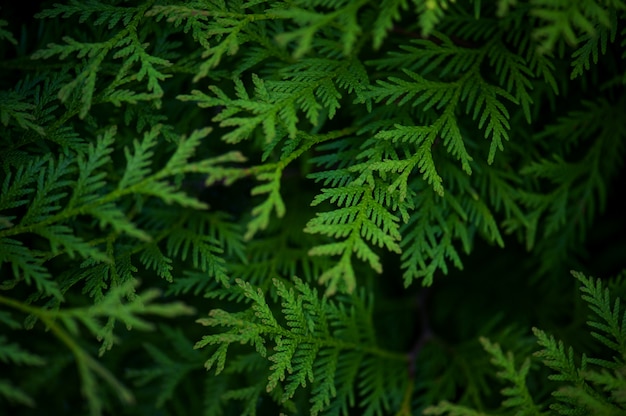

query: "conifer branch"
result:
(2, 1), (625, 414)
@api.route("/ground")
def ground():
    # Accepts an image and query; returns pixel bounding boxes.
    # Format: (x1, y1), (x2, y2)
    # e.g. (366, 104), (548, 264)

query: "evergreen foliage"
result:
(0, 0), (625, 415)
(425, 270), (626, 416)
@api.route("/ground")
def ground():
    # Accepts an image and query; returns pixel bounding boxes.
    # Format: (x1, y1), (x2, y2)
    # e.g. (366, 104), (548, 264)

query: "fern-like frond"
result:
(0, 158), (64, 293)
(0, 157), (48, 217)
(195, 277), (407, 414)
(0, 91), (45, 135)
(3, 1), (626, 414)
(245, 169), (286, 240)
(0, 125), (244, 299)
(68, 130), (114, 207)
(486, 39), (534, 122)
(33, 1), (170, 117)
(371, 0), (409, 49)
(371, 111), (468, 197)
(399, 178), (467, 287)
(529, 272), (626, 415)
(463, 73), (513, 164)
(426, 271), (626, 415)
(0, 240), (61, 299)
(365, 34), (518, 189)
(33, 0), (136, 29)
(584, 367), (626, 407)
(56, 279), (193, 345)
(145, 2), (275, 82)
(118, 126), (159, 189)
(532, 327), (601, 414)
(272, 0), (369, 58)
(518, 98), (626, 264)
(0, 279), (193, 416)
(416, 0), (456, 36)
(479, 337), (543, 415)
(573, 270), (626, 361)
(367, 33), (481, 76)
(180, 58), (367, 145)
(533, 326), (586, 384)
(133, 208), (233, 294)
(570, 18), (616, 79)
(475, 161), (530, 246)
(166, 229), (228, 287)
(304, 179), (408, 294)
(31, 39), (108, 118)
(530, 0), (621, 54)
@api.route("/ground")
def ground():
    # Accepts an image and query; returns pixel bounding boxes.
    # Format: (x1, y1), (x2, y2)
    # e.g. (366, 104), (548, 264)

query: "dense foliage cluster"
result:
(1, 0), (625, 415)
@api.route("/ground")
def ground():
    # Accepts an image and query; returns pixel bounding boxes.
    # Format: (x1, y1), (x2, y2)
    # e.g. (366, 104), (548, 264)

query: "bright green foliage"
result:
(195, 277), (407, 415)
(305, 178), (410, 294)
(1, 0), (625, 415)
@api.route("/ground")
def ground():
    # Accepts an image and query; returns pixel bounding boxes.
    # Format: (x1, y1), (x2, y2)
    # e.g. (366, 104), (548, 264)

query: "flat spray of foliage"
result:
(0, 0), (625, 415)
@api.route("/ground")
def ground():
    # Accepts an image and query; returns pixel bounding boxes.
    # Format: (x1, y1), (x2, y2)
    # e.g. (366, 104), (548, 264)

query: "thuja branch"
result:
(0, 294), (135, 414)
(201, 311), (407, 361)
(146, 5), (284, 22)
(196, 277), (408, 404)
(249, 127), (358, 175)
(0, 145), (244, 241)
(203, 127), (358, 240)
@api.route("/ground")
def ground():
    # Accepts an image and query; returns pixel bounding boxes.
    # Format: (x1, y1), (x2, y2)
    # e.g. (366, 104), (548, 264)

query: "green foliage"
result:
(425, 270), (626, 416)
(196, 277), (407, 415)
(0, 0), (625, 415)
(0, 335), (44, 407)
